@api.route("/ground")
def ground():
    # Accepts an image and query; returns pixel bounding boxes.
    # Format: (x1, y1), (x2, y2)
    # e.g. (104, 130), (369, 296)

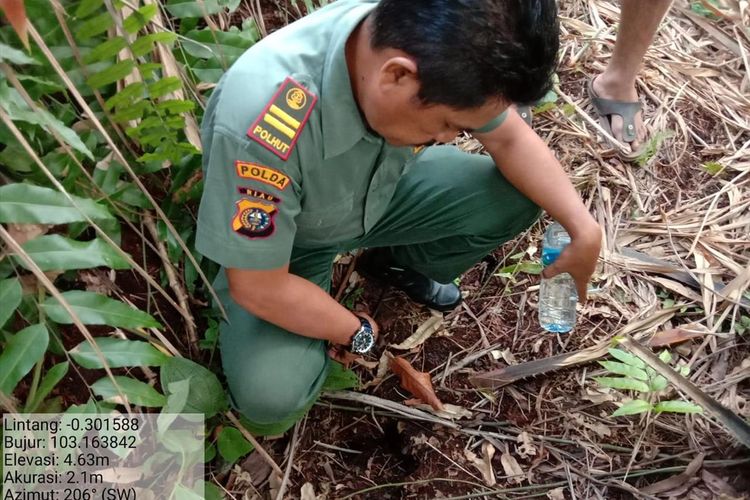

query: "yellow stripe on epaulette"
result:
(247, 77), (317, 161)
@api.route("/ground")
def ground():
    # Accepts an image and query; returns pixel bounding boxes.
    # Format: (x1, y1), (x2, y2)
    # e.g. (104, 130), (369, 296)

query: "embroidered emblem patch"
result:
(235, 161), (290, 190)
(247, 77), (317, 161)
(231, 199), (277, 239)
(237, 186), (281, 203)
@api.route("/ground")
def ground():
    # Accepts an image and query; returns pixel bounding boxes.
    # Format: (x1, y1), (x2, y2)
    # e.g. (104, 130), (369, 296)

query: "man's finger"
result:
(542, 261), (561, 279)
(576, 278), (588, 303)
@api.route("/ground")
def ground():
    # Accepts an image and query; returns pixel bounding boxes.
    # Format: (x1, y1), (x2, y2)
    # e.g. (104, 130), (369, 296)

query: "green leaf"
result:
(84, 37), (128, 64)
(0, 184), (113, 224)
(496, 261), (543, 276)
(42, 291), (161, 329)
(598, 361), (648, 381)
(156, 99), (195, 114)
(123, 4), (158, 33)
(0, 42), (39, 65)
(217, 427), (253, 463)
(182, 27), (256, 62)
(131, 32), (178, 57)
(25, 362), (69, 412)
(0, 278), (23, 327)
(15, 235), (130, 271)
(202, 481), (225, 500)
(165, 0), (224, 18)
(91, 375), (166, 407)
(148, 77), (182, 98)
(653, 400), (703, 414)
(702, 161), (724, 176)
(650, 375), (668, 392)
(0, 324), (49, 395)
(70, 337), (168, 369)
(0, 84), (94, 160)
(612, 399), (652, 417)
(87, 60), (136, 89)
(75, 0), (104, 18)
(608, 348), (646, 369)
(77, 12), (114, 39)
(322, 361), (359, 391)
(160, 357), (227, 418)
(157, 379), (190, 434)
(104, 82), (146, 110)
(658, 349), (673, 364)
(112, 100), (150, 122)
(594, 376), (650, 393)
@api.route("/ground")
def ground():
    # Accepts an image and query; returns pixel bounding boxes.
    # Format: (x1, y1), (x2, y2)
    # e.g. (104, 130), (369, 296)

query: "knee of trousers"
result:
(225, 352), (328, 426)
(478, 197), (542, 244)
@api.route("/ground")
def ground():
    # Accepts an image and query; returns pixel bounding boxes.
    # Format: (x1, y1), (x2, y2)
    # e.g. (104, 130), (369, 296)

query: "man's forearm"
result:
(233, 274), (360, 345)
(480, 115), (597, 237)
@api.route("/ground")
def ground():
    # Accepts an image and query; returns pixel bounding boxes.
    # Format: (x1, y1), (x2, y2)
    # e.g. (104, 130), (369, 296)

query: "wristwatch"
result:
(349, 316), (375, 355)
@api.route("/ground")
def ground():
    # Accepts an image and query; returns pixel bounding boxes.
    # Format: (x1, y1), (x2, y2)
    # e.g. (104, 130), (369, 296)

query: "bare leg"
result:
(592, 0), (672, 151)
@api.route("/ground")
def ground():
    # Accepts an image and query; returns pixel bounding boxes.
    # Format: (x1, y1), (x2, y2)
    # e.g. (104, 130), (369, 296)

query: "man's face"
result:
(358, 56), (509, 147)
(367, 96), (509, 147)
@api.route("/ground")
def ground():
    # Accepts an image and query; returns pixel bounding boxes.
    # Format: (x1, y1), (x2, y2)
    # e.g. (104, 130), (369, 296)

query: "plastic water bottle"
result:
(539, 222), (577, 333)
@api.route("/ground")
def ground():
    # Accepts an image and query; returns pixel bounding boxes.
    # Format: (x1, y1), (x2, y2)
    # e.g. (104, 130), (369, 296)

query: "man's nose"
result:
(435, 130), (459, 144)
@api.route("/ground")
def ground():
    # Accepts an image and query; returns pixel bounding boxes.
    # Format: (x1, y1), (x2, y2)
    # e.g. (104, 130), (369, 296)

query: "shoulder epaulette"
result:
(247, 77), (317, 161)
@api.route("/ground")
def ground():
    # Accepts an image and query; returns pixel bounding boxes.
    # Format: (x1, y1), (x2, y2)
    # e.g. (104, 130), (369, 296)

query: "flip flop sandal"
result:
(586, 78), (644, 160)
(515, 104), (533, 127)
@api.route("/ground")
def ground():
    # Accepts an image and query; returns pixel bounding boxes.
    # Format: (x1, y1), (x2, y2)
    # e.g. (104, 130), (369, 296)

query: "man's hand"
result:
(541, 219), (601, 301)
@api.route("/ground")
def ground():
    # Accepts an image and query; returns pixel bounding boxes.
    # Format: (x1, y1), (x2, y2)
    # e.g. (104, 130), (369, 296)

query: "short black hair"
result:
(370, 0), (559, 108)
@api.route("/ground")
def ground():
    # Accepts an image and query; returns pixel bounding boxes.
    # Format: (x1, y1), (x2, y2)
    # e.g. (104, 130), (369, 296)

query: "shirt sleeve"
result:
(472, 109), (509, 134)
(196, 126), (301, 270)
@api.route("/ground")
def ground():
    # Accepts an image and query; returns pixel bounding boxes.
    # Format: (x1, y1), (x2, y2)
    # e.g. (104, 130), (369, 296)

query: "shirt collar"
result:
(320, 3), (377, 160)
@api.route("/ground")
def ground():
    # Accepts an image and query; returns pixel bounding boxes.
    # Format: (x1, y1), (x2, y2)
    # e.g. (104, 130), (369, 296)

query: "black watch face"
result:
(351, 328), (375, 354)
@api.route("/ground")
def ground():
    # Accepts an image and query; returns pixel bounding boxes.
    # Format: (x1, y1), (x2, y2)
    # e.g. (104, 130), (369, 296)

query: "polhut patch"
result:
(231, 199), (277, 239)
(235, 161), (290, 190)
(237, 186), (281, 203)
(247, 77), (317, 160)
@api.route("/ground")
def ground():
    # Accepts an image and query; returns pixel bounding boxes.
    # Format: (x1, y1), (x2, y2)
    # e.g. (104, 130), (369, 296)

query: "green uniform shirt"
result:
(196, 0), (506, 270)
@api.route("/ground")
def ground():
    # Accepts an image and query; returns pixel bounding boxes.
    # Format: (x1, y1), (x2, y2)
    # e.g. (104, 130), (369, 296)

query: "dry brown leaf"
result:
(649, 323), (710, 347)
(327, 346), (362, 368)
(389, 354), (444, 411)
(404, 401), (472, 419)
(361, 351), (390, 389)
(0, 0), (28, 49)
(464, 442), (496, 486)
(546, 487), (566, 500)
(391, 311), (443, 350)
(701, 469), (741, 498)
(353, 357), (379, 369)
(640, 453), (704, 494)
(500, 451), (525, 485)
(515, 432), (536, 459)
(300, 482), (317, 500)
(7, 223), (49, 246)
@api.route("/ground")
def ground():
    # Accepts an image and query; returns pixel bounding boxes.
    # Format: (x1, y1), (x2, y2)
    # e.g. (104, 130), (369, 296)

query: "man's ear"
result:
(378, 56), (419, 90)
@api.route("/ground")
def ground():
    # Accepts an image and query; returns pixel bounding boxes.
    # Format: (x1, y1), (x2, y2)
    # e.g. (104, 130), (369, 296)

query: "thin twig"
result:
(225, 411), (284, 477)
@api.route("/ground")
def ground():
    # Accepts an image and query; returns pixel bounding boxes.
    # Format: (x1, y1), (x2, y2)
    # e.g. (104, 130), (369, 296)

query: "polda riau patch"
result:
(231, 199), (277, 239)
(235, 161), (290, 190)
(247, 77), (317, 161)
(237, 186), (281, 203)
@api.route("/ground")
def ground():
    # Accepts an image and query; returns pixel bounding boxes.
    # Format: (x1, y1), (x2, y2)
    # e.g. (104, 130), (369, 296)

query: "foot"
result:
(357, 249), (462, 312)
(591, 73), (647, 154)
